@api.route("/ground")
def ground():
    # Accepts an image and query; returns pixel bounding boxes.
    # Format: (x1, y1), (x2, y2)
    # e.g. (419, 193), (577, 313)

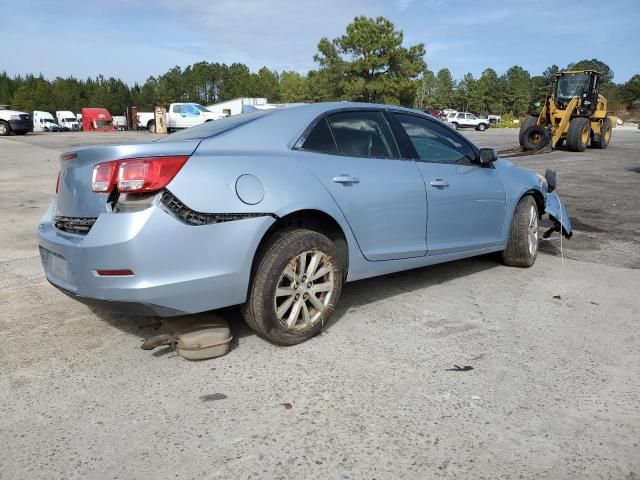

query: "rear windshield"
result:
(155, 110), (273, 142)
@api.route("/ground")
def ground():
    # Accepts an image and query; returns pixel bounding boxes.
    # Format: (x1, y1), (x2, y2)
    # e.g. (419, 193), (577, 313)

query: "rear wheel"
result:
(147, 120), (156, 133)
(592, 118), (612, 149)
(521, 125), (550, 151)
(502, 195), (539, 267)
(243, 228), (343, 345)
(0, 121), (10, 136)
(566, 117), (590, 152)
(518, 115), (538, 146)
(476, 123), (487, 131)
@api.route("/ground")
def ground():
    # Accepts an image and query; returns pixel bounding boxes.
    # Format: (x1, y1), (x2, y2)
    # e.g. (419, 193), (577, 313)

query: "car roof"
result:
(192, 102), (437, 151)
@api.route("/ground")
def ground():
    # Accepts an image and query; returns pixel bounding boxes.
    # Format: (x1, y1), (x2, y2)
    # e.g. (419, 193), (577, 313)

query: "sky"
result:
(1, 0), (639, 84)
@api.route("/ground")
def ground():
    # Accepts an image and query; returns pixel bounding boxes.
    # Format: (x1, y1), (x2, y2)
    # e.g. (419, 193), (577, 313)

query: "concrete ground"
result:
(1, 128), (639, 480)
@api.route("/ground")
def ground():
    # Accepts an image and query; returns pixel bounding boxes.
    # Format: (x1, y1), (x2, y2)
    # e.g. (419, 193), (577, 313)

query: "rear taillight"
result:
(90, 156), (188, 194)
(91, 161), (118, 192)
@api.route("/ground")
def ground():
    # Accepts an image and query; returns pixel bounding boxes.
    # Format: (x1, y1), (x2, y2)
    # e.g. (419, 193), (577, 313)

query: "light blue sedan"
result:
(37, 103), (571, 345)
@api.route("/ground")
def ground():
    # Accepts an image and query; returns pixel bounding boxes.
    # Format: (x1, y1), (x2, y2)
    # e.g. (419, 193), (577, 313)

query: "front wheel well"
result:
(253, 209), (349, 279)
(524, 189), (545, 217)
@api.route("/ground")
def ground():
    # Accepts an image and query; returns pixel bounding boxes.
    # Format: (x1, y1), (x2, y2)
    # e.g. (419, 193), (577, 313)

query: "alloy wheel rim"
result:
(274, 250), (335, 331)
(0, 124), (6, 134)
(528, 204), (539, 256)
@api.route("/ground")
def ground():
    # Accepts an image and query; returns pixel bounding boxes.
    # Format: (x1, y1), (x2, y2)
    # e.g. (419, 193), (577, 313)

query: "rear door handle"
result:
(333, 175), (360, 184)
(430, 179), (449, 188)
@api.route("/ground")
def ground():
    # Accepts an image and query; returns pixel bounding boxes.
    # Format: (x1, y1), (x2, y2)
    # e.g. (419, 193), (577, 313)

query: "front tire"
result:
(243, 228), (343, 345)
(502, 195), (539, 267)
(566, 117), (590, 152)
(451, 122), (459, 130)
(0, 121), (10, 136)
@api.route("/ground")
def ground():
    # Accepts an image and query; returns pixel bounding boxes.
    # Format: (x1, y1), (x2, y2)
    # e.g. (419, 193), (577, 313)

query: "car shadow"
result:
(324, 254), (501, 331)
(92, 254), (502, 349)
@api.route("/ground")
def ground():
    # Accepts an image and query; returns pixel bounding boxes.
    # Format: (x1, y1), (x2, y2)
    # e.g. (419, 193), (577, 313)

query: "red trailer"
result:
(81, 108), (116, 132)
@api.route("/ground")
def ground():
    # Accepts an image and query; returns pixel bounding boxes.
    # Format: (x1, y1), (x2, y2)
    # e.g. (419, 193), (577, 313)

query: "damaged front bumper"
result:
(544, 192), (572, 239)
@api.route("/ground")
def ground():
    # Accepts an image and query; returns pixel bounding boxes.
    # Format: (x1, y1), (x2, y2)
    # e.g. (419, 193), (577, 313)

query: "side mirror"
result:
(478, 148), (498, 165)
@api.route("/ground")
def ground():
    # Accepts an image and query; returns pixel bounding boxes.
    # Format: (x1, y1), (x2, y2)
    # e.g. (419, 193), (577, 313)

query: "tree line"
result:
(1, 16), (638, 118)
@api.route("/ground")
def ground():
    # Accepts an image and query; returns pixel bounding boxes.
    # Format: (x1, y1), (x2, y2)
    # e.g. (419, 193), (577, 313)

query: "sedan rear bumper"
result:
(37, 199), (275, 316)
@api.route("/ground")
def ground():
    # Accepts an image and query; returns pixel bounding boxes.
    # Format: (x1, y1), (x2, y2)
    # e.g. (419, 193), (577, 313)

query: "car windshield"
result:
(155, 109), (273, 142)
(64, 118), (75, 122)
(557, 73), (591, 99)
(194, 104), (211, 112)
(95, 120), (112, 128)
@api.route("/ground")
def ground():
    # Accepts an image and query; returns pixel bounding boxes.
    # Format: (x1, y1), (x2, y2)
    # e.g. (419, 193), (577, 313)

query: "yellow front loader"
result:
(519, 70), (617, 152)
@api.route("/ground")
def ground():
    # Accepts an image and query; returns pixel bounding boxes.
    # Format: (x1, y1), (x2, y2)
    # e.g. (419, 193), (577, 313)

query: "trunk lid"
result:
(56, 140), (200, 218)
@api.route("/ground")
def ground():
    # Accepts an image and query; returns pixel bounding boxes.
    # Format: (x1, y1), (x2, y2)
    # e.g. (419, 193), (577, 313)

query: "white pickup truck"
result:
(138, 103), (227, 133)
(445, 111), (490, 131)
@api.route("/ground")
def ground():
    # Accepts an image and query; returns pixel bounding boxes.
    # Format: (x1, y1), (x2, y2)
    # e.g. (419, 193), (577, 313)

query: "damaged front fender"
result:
(544, 192), (572, 238)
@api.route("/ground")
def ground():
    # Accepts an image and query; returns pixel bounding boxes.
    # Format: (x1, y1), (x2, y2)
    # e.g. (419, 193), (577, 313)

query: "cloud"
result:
(144, 0), (385, 72)
(396, 0), (412, 11)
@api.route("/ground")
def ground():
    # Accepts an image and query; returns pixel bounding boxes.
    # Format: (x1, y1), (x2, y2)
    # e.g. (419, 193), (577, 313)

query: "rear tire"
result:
(476, 123), (487, 131)
(566, 117), (590, 152)
(592, 118), (612, 149)
(518, 115), (538, 146)
(147, 120), (156, 133)
(521, 125), (550, 151)
(502, 195), (539, 267)
(242, 228), (343, 346)
(0, 121), (10, 136)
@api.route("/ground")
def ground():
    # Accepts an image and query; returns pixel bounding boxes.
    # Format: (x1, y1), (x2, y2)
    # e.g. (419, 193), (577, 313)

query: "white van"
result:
(33, 111), (61, 132)
(56, 111), (80, 131)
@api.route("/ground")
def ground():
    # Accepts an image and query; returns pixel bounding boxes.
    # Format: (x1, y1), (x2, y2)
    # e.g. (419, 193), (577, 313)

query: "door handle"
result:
(430, 179), (449, 188)
(333, 175), (360, 184)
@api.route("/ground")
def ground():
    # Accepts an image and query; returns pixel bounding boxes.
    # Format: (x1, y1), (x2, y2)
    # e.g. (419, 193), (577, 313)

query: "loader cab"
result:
(554, 70), (601, 115)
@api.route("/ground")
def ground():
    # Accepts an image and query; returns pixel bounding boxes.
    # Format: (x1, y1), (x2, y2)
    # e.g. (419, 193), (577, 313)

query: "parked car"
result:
(488, 114), (502, 124)
(56, 111), (81, 131)
(446, 111), (490, 131)
(138, 103), (227, 133)
(0, 107), (33, 136)
(38, 102), (572, 345)
(33, 111), (61, 132)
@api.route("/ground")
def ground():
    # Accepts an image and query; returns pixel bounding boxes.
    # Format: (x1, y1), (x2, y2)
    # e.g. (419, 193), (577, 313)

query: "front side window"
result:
(556, 73), (591, 99)
(301, 118), (337, 154)
(326, 111), (398, 159)
(172, 104), (183, 114)
(394, 113), (476, 165)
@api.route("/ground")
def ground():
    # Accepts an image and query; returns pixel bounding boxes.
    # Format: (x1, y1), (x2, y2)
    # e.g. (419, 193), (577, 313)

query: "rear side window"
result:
(301, 118), (337, 154)
(394, 113), (476, 165)
(155, 109), (272, 142)
(326, 111), (398, 159)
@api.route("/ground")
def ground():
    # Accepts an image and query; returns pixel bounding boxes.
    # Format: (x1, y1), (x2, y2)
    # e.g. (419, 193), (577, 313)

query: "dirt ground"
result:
(1, 127), (639, 480)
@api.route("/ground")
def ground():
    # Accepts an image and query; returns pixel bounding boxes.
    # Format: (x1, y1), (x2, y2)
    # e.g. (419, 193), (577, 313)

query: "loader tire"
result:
(518, 115), (538, 146)
(521, 125), (550, 151)
(566, 117), (590, 152)
(592, 118), (612, 149)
